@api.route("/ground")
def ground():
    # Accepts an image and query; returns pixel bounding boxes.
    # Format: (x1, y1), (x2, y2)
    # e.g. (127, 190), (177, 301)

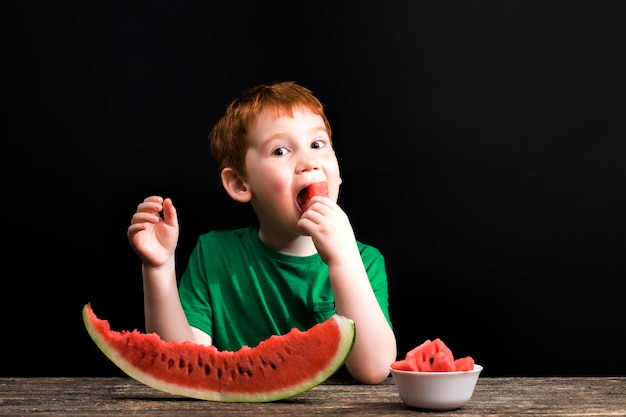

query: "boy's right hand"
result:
(127, 196), (179, 268)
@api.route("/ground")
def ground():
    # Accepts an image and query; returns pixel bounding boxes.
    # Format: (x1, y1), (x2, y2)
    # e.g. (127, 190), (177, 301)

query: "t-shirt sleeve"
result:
(358, 243), (393, 329)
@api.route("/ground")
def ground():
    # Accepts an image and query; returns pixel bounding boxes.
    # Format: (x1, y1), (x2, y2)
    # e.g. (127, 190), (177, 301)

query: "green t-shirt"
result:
(178, 226), (391, 352)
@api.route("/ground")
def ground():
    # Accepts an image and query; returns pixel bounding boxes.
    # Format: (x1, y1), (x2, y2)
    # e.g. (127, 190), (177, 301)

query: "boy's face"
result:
(242, 106), (341, 231)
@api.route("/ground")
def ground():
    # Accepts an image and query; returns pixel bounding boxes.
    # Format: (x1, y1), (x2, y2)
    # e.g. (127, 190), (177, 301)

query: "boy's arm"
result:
(299, 198), (397, 384)
(142, 262), (212, 345)
(128, 196), (212, 346)
(327, 247), (397, 384)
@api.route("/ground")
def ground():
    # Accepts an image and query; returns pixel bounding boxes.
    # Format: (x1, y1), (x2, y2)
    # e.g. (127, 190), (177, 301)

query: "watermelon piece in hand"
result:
(298, 182), (329, 212)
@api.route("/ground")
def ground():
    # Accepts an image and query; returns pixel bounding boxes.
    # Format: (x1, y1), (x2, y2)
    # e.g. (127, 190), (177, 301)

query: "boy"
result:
(127, 81), (396, 384)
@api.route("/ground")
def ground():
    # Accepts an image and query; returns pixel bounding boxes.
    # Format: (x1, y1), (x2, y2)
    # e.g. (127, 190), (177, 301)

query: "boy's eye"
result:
(311, 140), (325, 149)
(272, 146), (288, 156)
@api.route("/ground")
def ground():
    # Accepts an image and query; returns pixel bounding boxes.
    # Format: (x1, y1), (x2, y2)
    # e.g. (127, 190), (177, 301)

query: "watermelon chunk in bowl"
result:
(389, 338), (482, 410)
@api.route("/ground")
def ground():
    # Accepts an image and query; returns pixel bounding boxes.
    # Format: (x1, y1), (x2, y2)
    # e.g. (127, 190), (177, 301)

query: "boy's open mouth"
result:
(297, 188), (308, 211)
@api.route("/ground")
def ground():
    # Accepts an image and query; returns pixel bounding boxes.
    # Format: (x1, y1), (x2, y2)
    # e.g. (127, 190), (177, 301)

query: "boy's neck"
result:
(257, 227), (317, 257)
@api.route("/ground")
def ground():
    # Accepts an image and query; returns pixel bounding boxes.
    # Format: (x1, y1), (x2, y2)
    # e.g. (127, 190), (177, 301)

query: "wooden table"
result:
(1, 376), (624, 416)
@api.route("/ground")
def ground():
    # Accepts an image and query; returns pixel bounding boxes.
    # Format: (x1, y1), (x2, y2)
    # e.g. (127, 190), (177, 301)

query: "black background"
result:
(3, 1), (625, 377)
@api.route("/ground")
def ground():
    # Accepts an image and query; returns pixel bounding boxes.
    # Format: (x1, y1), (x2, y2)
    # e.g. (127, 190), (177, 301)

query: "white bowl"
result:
(389, 364), (483, 411)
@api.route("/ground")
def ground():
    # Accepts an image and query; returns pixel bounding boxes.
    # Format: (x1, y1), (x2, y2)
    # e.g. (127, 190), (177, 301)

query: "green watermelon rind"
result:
(82, 304), (355, 402)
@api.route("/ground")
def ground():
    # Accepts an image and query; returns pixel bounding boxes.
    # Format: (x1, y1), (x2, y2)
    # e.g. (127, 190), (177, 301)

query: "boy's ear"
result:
(221, 167), (252, 203)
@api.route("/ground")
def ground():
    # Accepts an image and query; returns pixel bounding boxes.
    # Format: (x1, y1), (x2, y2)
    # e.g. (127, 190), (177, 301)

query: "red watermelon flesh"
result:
(391, 338), (475, 372)
(388, 358), (416, 371)
(298, 182), (329, 212)
(454, 356), (475, 371)
(82, 303), (355, 402)
(406, 338), (455, 371)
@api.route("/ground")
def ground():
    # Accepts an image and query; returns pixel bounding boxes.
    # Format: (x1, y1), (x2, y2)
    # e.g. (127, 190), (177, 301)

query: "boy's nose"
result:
(297, 157), (321, 173)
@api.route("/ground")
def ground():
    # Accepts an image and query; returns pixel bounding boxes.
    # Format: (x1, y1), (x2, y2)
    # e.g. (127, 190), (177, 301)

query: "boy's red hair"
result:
(209, 81), (332, 176)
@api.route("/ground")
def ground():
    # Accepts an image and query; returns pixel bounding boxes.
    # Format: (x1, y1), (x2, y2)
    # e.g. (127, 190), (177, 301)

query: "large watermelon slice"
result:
(391, 338), (475, 372)
(83, 303), (355, 402)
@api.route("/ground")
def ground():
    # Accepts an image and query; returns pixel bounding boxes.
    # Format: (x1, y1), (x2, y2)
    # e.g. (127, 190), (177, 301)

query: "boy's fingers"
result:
(161, 198), (178, 226)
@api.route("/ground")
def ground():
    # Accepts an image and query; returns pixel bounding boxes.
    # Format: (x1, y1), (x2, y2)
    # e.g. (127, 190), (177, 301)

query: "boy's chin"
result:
(296, 225), (312, 237)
